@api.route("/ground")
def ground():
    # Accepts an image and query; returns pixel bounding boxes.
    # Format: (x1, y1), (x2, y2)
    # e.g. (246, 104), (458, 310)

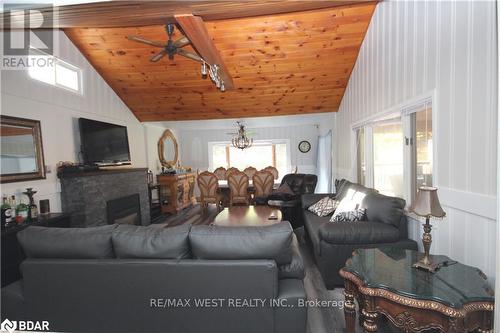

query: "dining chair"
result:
(197, 171), (222, 211)
(227, 171), (250, 206)
(225, 167), (239, 179)
(263, 166), (279, 180)
(213, 167), (227, 180)
(252, 170), (274, 205)
(243, 166), (257, 179)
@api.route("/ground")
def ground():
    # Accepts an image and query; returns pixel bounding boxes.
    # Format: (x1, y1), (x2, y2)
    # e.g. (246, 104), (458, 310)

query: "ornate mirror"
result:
(158, 129), (179, 167)
(0, 115), (46, 183)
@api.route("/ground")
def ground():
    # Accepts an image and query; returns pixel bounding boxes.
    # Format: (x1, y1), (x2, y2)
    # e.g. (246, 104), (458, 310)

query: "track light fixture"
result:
(201, 61), (207, 77)
(200, 62), (225, 92)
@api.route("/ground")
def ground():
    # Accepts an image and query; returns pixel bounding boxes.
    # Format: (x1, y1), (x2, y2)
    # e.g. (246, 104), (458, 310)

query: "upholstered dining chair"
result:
(227, 171), (250, 206)
(252, 170), (274, 205)
(197, 171), (222, 211)
(213, 167), (227, 180)
(243, 166), (257, 179)
(263, 166), (279, 180)
(226, 167), (239, 179)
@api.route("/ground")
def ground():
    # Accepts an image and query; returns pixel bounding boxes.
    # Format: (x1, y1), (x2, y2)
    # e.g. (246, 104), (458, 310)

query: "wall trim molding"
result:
(437, 186), (496, 221)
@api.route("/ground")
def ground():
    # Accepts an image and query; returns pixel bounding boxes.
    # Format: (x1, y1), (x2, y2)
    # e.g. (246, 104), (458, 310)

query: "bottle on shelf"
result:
(29, 201), (38, 220)
(22, 188), (38, 221)
(16, 199), (29, 224)
(1, 196), (14, 228)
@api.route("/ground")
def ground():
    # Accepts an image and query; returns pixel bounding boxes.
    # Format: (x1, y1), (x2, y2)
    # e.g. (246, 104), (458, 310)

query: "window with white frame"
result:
(356, 98), (433, 203)
(28, 48), (82, 93)
(210, 141), (289, 178)
(356, 127), (366, 185)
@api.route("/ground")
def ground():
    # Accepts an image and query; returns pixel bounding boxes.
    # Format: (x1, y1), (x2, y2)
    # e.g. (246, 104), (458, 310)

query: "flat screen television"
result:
(79, 118), (131, 166)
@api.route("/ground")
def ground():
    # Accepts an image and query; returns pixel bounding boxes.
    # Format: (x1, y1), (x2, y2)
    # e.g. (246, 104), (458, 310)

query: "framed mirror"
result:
(0, 115), (46, 183)
(158, 129), (178, 167)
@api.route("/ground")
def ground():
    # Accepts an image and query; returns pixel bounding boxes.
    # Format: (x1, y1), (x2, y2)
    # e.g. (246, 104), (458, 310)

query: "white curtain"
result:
(316, 131), (332, 193)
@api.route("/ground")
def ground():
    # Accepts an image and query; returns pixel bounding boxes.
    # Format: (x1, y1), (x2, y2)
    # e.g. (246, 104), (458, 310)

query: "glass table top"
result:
(343, 248), (494, 308)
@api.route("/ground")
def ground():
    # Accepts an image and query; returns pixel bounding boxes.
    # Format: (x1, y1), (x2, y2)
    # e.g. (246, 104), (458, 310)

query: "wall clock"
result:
(298, 140), (311, 153)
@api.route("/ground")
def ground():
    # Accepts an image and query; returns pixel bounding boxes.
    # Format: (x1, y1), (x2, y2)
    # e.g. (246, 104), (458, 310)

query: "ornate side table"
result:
(339, 248), (494, 333)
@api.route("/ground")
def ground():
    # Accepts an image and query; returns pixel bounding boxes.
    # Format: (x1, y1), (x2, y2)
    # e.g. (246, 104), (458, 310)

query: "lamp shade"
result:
(410, 186), (446, 218)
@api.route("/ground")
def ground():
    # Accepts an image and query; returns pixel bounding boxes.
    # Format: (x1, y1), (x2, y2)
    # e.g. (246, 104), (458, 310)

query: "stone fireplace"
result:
(60, 168), (150, 227)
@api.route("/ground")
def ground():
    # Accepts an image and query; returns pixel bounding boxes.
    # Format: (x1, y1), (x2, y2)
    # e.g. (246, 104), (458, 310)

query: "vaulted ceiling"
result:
(63, 1), (377, 121)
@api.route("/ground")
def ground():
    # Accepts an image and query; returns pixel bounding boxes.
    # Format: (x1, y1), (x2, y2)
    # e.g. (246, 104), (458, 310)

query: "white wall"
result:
(151, 113), (335, 176)
(334, 0), (498, 283)
(0, 30), (147, 212)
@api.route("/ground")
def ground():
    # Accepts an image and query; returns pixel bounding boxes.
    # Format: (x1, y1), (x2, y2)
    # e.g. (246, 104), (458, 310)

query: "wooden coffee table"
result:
(212, 205), (282, 226)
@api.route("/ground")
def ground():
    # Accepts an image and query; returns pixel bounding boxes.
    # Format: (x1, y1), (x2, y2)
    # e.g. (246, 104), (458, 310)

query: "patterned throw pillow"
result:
(308, 197), (338, 217)
(330, 208), (366, 222)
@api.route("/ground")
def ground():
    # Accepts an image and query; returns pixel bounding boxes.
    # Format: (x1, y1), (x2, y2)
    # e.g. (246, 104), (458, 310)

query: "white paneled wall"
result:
(0, 30), (147, 211)
(152, 113), (335, 176)
(334, 0), (498, 283)
(178, 123), (319, 175)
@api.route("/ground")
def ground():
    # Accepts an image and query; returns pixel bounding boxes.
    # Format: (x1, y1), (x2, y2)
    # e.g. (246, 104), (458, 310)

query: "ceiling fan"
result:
(127, 23), (203, 63)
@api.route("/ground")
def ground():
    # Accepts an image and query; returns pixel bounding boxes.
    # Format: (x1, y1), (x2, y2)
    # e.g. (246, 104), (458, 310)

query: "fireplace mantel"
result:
(60, 168), (150, 227)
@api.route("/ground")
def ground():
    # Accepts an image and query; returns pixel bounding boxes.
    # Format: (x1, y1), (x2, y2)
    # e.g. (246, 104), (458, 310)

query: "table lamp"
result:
(410, 186), (446, 272)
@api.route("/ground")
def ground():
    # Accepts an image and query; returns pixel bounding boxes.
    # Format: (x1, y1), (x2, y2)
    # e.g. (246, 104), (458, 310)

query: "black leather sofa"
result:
(302, 180), (418, 289)
(2, 222), (306, 333)
(268, 173), (318, 228)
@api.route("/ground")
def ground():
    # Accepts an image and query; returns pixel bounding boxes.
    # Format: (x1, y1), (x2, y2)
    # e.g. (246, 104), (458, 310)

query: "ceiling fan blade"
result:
(173, 36), (190, 48)
(150, 50), (167, 62)
(127, 35), (165, 48)
(176, 48), (203, 63)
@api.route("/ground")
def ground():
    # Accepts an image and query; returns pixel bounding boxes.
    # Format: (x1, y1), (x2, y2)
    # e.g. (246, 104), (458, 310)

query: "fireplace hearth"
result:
(107, 194), (141, 225)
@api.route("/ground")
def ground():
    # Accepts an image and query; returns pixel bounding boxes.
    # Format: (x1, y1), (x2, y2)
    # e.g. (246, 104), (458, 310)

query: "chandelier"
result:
(231, 122), (253, 150)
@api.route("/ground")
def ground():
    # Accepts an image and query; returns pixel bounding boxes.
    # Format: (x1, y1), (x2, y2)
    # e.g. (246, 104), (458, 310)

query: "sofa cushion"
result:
(336, 181), (376, 203)
(112, 224), (191, 259)
(18, 225), (116, 259)
(190, 222), (293, 265)
(363, 192), (406, 228)
(278, 234), (305, 279)
(318, 221), (400, 244)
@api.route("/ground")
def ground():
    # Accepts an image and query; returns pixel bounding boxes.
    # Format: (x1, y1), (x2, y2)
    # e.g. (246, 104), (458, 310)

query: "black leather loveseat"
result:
(268, 173), (318, 228)
(302, 180), (418, 289)
(1, 222), (306, 333)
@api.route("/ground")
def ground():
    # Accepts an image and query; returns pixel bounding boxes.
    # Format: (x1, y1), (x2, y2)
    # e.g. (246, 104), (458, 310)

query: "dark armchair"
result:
(268, 173), (318, 228)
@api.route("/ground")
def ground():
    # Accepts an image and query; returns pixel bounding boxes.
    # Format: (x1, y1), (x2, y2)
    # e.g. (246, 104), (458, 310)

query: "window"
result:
(210, 141), (288, 178)
(373, 120), (404, 198)
(356, 128), (366, 185)
(28, 48), (82, 93)
(411, 103), (433, 199)
(355, 98), (433, 203)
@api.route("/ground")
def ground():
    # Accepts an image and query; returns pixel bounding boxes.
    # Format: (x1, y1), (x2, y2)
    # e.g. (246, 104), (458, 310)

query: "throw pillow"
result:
(308, 197), (338, 217)
(330, 208), (366, 222)
(273, 183), (295, 196)
(330, 190), (367, 221)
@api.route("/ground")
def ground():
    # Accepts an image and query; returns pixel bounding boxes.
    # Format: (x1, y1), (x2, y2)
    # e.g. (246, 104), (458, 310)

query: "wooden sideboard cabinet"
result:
(157, 172), (196, 214)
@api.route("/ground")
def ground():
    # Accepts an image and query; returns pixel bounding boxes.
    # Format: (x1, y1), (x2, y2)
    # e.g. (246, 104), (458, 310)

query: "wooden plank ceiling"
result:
(64, 2), (377, 121)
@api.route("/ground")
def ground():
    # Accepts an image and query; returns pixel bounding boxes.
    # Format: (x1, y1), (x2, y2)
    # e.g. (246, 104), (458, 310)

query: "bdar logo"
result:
(0, 319), (16, 333)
